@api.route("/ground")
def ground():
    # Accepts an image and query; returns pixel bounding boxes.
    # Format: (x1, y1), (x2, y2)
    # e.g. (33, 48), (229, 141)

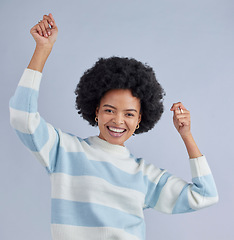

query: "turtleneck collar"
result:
(87, 136), (130, 158)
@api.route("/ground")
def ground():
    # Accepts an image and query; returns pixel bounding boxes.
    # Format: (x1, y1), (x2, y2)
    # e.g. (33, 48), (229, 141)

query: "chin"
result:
(99, 127), (133, 146)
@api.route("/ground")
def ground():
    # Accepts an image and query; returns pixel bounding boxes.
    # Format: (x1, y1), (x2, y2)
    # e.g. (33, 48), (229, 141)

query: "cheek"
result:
(98, 114), (111, 126)
(128, 119), (138, 131)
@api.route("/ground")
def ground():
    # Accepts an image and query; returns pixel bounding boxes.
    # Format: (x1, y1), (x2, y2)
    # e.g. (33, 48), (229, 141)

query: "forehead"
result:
(100, 89), (141, 110)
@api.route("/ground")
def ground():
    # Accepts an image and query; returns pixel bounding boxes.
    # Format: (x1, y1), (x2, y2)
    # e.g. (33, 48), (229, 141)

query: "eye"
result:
(126, 113), (134, 117)
(105, 109), (113, 113)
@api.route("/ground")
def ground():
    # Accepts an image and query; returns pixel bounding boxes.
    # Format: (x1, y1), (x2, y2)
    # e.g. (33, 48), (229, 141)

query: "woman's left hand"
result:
(170, 102), (191, 137)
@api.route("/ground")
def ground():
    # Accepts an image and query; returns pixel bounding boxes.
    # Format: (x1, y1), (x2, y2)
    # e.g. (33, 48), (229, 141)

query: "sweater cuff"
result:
(189, 155), (212, 178)
(18, 68), (42, 91)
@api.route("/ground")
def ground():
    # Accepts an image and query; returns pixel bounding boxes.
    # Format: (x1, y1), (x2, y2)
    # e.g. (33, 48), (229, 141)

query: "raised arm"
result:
(9, 14), (60, 173)
(170, 102), (202, 159)
(28, 13), (58, 72)
(144, 103), (218, 213)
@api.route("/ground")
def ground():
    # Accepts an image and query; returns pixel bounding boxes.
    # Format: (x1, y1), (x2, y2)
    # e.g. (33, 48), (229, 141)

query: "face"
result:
(96, 89), (141, 146)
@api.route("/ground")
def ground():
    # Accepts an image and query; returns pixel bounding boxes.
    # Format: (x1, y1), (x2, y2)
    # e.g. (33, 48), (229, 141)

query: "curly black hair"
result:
(75, 56), (165, 134)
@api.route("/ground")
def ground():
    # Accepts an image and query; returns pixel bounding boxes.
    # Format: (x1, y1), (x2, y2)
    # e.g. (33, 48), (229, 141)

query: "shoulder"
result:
(57, 129), (90, 152)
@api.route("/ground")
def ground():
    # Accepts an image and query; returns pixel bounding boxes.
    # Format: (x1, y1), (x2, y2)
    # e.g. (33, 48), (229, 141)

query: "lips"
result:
(107, 126), (127, 137)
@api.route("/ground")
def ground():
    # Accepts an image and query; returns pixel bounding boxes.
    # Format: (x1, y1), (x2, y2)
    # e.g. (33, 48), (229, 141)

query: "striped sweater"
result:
(9, 68), (218, 240)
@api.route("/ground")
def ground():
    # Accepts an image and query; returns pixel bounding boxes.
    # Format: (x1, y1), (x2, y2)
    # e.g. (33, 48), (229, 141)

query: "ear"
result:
(95, 106), (99, 117)
(138, 113), (142, 124)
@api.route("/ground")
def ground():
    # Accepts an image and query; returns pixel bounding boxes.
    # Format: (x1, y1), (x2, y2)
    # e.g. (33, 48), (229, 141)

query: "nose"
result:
(113, 113), (124, 125)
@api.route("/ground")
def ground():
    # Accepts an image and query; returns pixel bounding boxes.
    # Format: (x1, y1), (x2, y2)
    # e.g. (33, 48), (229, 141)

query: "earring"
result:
(95, 117), (98, 123)
(136, 124), (139, 130)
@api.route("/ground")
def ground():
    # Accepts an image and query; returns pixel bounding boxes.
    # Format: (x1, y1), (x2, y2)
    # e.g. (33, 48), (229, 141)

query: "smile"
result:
(108, 126), (126, 133)
(107, 126), (127, 137)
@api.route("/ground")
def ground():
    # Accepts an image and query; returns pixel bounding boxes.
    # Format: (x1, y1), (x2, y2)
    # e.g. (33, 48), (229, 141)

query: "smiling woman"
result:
(96, 89), (141, 146)
(9, 13), (218, 240)
(75, 56), (165, 135)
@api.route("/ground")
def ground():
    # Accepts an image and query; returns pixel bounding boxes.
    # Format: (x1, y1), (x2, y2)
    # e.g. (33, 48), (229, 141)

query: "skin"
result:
(96, 89), (141, 146)
(28, 13), (58, 72)
(27, 13), (202, 159)
(170, 102), (202, 158)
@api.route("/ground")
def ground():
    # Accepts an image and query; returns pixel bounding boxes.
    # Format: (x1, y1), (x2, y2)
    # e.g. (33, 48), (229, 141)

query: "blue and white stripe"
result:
(10, 69), (218, 240)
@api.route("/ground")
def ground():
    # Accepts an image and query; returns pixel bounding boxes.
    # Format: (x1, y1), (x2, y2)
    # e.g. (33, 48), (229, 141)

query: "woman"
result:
(10, 13), (218, 240)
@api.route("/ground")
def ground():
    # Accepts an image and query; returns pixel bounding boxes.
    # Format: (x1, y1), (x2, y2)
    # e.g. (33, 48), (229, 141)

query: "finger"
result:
(35, 24), (43, 36)
(39, 19), (53, 37)
(176, 116), (190, 123)
(42, 17), (52, 31)
(175, 114), (190, 121)
(30, 24), (43, 37)
(174, 112), (190, 124)
(170, 102), (186, 111)
(173, 110), (189, 119)
(38, 21), (49, 37)
(174, 109), (190, 116)
(48, 13), (56, 27)
(43, 14), (54, 28)
(175, 115), (190, 125)
(174, 109), (182, 115)
(43, 13), (57, 29)
(171, 103), (185, 112)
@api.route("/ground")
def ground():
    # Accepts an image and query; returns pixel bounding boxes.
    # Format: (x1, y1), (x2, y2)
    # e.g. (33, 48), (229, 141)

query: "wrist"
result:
(181, 133), (202, 158)
(180, 131), (192, 141)
(35, 44), (53, 53)
(27, 45), (52, 73)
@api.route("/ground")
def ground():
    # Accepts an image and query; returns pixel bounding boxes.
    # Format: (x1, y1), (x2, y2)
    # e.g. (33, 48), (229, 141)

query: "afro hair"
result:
(75, 56), (165, 134)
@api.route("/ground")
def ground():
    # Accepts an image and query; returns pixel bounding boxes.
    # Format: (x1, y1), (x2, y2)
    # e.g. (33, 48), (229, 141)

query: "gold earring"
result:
(95, 117), (98, 123)
(136, 124), (139, 130)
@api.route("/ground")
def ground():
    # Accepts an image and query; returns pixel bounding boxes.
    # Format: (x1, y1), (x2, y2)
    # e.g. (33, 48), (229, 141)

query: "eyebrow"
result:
(103, 104), (138, 113)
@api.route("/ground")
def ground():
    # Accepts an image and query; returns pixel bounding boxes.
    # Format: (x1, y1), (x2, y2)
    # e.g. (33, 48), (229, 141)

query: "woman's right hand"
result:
(27, 13), (58, 72)
(30, 13), (58, 48)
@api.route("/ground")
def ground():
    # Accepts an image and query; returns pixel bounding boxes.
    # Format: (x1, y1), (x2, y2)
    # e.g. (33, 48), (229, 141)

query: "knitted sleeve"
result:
(9, 68), (60, 174)
(143, 156), (218, 214)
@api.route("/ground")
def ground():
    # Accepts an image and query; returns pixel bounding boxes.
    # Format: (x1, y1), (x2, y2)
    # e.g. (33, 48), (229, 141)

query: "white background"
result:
(1, 0), (233, 239)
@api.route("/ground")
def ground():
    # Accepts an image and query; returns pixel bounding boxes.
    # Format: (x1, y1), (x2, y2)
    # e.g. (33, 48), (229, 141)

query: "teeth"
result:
(108, 127), (125, 133)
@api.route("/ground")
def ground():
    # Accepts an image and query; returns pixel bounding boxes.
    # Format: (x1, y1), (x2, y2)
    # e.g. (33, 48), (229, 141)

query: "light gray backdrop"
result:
(1, 0), (233, 239)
